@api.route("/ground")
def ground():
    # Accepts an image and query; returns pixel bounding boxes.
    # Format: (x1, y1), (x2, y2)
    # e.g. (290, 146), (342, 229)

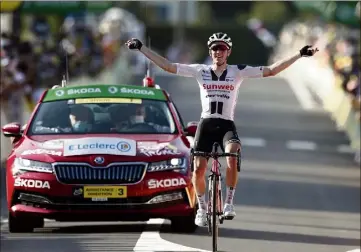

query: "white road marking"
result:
(337, 144), (355, 154)
(240, 137), (266, 147)
(346, 249), (360, 252)
(134, 218), (210, 252)
(2, 218), (210, 251)
(286, 140), (317, 151)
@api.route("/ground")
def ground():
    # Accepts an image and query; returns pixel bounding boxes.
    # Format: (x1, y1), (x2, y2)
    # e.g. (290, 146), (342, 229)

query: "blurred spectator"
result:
(166, 39), (198, 64)
(98, 7), (146, 73)
(1, 9), (144, 124)
(273, 19), (360, 163)
(275, 20), (360, 113)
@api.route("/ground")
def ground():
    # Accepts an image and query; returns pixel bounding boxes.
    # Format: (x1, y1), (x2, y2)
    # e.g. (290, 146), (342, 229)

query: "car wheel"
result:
(8, 213), (40, 233)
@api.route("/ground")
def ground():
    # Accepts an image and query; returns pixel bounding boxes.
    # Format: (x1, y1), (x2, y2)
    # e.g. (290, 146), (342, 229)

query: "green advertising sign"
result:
(293, 1), (359, 28)
(1, 1), (112, 14)
(43, 84), (167, 102)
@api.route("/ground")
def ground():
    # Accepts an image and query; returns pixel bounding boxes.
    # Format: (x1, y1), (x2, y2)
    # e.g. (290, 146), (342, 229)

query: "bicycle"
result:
(190, 142), (241, 252)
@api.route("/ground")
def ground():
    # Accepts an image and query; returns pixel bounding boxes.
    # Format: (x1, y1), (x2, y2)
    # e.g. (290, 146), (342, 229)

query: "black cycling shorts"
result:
(193, 117), (240, 153)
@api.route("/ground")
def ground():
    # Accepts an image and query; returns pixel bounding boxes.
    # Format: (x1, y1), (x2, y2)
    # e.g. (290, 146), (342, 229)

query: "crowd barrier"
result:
(0, 53), (131, 162)
(323, 76), (360, 163)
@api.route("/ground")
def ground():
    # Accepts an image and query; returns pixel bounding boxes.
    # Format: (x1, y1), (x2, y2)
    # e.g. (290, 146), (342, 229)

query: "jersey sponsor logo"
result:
(203, 84), (234, 91)
(147, 178), (187, 189)
(202, 77), (212, 81)
(14, 178), (51, 189)
(206, 94), (230, 99)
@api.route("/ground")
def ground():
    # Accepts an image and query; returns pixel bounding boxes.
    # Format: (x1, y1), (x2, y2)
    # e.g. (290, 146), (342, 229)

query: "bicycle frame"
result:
(207, 151), (224, 251)
(208, 151), (224, 223)
(191, 142), (241, 252)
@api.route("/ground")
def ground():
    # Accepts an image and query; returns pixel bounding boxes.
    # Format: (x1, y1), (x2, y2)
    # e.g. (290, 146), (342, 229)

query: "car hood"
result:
(15, 134), (189, 164)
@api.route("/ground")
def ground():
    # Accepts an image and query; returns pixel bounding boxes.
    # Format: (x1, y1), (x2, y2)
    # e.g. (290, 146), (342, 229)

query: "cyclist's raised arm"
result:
(139, 45), (178, 74)
(125, 38), (177, 74)
(173, 63), (201, 78)
(237, 45), (318, 78)
(237, 64), (265, 78)
(125, 38), (200, 77)
(262, 51), (301, 77)
(142, 46), (200, 77)
(262, 45), (318, 77)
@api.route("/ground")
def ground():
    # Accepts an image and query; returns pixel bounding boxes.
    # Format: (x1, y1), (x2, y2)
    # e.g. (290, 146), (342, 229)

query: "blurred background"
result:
(0, 0), (360, 160)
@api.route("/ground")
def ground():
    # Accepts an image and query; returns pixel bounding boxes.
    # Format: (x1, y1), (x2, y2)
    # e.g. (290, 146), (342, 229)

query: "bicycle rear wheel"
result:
(212, 174), (218, 252)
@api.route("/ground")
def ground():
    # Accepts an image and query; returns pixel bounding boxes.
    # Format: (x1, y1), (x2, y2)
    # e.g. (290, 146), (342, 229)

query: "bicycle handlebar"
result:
(191, 150), (239, 158)
(190, 142), (242, 172)
(190, 149), (241, 172)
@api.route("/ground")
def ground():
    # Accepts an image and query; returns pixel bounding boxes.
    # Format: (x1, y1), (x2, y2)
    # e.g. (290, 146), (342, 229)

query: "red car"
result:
(2, 81), (199, 233)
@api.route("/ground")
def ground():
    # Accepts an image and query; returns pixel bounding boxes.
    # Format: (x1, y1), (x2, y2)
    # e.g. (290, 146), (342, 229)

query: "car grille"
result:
(53, 163), (147, 185)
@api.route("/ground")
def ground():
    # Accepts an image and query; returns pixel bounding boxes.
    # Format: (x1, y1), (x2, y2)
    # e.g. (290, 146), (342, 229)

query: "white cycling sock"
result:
(225, 187), (235, 205)
(196, 194), (207, 210)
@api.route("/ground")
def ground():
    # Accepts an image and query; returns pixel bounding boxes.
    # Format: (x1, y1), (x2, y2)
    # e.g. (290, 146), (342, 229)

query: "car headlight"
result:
(12, 158), (53, 175)
(148, 157), (188, 173)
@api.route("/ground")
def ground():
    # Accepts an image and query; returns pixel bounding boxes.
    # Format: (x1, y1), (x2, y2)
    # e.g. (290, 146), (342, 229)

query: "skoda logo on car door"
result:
(94, 156), (105, 165)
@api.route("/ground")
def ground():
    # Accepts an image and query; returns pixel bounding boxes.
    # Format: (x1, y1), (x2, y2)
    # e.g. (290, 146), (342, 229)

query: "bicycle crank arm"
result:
(223, 215), (234, 220)
(218, 213), (234, 221)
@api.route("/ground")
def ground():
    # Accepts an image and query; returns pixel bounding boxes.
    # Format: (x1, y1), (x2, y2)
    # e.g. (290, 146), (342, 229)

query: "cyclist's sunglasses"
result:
(210, 45), (229, 51)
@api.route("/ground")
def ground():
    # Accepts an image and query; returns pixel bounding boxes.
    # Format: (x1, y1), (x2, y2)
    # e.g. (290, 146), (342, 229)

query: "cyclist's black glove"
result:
(125, 38), (143, 50)
(299, 45), (318, 57)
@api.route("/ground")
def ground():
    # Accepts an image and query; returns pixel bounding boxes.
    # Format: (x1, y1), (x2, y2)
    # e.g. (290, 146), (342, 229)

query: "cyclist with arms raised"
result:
(126, 32), (318, 227)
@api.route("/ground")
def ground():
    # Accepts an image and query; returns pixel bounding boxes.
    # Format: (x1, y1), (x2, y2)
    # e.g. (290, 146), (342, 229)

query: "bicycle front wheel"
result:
(212, 175), (218, 252)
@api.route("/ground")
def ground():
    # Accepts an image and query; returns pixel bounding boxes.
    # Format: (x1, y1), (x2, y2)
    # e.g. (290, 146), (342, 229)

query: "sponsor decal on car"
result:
(43, 84), (167, 102)
(63, 137), (136, 156)
(138, 142), (181, 157)
(83, 186), (127, 201)
(14, 178), (51, 189)
(75, 98), (142, 104)
(56, 87), (102, 96)
(147, 178), (187, 189)
(40, 139), (66, 149)
(21, 149), (62, 156)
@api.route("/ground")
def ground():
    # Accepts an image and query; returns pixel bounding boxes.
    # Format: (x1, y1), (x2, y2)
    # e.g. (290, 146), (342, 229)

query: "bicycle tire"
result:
(207, 175), (212, 235)
(236, 148), (241, 172)
(212, 174), (218, 252)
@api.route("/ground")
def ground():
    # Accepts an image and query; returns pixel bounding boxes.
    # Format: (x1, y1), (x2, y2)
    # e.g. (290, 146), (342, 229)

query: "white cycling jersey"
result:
(175, 64), (264, 121)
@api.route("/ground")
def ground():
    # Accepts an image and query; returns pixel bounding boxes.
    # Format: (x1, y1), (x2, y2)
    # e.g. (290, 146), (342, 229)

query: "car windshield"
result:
(28, 98), (177, 135)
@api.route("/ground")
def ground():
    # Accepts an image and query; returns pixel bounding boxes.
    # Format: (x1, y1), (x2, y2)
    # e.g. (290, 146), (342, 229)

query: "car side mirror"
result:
(2, 123), (22, 138)
(185, 121), (198, 137)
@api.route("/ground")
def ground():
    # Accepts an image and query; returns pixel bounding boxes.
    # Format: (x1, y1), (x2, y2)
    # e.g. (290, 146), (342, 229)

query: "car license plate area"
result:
(83, 186), (127, 201)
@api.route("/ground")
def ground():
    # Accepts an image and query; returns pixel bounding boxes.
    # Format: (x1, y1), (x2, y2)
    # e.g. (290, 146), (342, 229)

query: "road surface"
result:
(1, 74), (360, 252)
